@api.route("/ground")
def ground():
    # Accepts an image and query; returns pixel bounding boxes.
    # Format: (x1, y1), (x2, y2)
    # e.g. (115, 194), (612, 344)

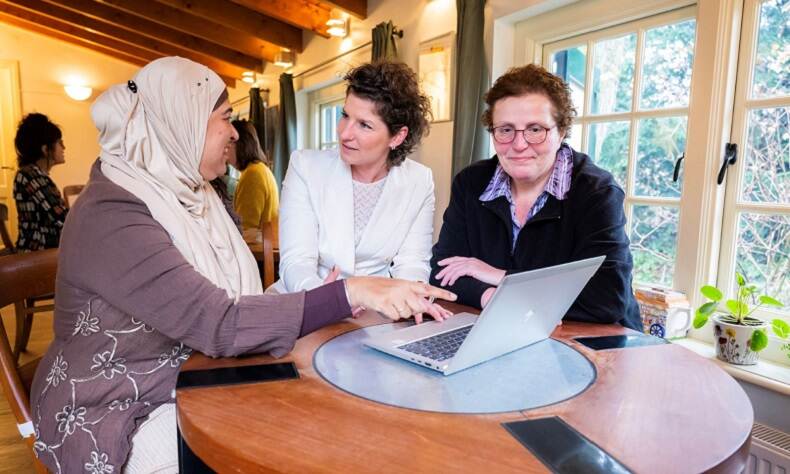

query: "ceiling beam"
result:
(229, 0), (331, 37)
(0, 4), (236, 86)
(97, 0), (277, 63)
(320, 0), (367, 19)
(156, 0), (304, 53)
(0, 6), (148, 67)
(48, 0), (261, 72)
(6, 0), (248, 80)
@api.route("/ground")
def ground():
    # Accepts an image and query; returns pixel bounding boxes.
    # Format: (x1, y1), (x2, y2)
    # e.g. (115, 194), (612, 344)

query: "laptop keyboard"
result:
(397, 325), (473, 362)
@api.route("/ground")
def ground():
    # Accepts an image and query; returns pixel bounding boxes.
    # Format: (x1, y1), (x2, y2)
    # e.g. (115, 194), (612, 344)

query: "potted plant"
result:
(694, 272), (788, 365)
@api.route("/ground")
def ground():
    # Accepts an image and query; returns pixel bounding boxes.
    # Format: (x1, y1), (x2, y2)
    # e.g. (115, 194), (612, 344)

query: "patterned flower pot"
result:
(712, 315), (768, 365)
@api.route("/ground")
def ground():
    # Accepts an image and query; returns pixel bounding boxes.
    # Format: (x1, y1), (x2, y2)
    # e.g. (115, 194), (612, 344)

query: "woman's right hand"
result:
(345, 277), (457, 323)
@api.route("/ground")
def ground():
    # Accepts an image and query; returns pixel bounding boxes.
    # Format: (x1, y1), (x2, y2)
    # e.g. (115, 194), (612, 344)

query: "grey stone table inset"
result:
(313, 322), (596, 414)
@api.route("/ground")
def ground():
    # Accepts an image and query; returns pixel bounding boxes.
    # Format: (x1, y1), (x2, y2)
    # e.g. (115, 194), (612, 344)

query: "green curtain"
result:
(248, 87), (266, 151)
(451, 0), (489, 176)
(273, 73), (297, 188)
(372, 21), (398, 61)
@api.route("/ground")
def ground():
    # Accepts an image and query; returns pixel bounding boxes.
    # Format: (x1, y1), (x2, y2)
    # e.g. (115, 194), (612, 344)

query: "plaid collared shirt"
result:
(479, 143), (573, 252)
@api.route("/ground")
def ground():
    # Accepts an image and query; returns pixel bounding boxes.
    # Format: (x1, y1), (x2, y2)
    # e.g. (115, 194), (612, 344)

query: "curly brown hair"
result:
(482, 63), (576, 138)
(344, 61), (432, 167)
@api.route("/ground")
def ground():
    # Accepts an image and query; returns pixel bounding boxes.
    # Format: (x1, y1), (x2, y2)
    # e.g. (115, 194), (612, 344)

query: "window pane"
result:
(640, 19), (697, 109)
(586, 121), (630, 189)
(630, 205), (679, 286)
(734, 213), (790, 310)
(322, 106), (333, 144)
(635, 116), (687, 198)
(591, 34), (636, 114)
(741, 106), (789, 204)
(752, 0), (790, 98)
(550, 45), (587, 116)
(566, 123), (582, 152)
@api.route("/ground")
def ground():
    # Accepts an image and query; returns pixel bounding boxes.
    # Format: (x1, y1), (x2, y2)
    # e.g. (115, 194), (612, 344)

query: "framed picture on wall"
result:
(418, 33), (455, 123)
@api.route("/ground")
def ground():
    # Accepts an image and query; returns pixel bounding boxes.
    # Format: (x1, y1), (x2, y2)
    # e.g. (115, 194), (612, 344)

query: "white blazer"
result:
(274, 149), (435, 292)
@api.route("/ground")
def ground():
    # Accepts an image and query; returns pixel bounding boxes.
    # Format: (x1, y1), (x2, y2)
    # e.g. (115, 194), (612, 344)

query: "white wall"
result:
(0, 23), (142, 190)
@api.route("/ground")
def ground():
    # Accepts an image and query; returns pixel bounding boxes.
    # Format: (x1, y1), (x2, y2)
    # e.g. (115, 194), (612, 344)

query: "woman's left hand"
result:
(435, 257), (506, 287)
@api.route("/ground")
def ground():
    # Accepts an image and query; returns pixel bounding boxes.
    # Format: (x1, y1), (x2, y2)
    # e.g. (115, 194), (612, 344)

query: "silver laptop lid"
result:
(444, 255), (605, 374)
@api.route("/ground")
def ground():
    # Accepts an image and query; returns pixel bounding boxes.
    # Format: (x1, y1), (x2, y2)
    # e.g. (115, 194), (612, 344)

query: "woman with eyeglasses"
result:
(429, 63), (641, 330)
(13, 113), (69, 251)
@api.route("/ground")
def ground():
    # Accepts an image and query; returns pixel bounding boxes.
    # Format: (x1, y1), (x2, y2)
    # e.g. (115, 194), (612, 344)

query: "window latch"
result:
(672, 153), (685, 182)
(716, 143), (738, 185)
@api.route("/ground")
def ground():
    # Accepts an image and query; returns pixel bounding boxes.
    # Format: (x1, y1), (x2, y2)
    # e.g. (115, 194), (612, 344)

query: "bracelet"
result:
(342, 279), (352, 306)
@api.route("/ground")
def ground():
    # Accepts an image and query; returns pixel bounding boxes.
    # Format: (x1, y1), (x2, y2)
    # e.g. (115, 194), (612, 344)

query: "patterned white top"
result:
(353, 177), (387, 246)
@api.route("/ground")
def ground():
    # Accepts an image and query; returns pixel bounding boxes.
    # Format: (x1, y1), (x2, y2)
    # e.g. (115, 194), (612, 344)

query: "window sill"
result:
(673, 338), (790, 396)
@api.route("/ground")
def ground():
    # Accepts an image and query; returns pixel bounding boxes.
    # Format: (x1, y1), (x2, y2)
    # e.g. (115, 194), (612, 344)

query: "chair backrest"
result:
(62, 184), (85, 208)
(0, 203), (14, 254)
(260, 219), (277, 289)
(0, 249), (57, 473)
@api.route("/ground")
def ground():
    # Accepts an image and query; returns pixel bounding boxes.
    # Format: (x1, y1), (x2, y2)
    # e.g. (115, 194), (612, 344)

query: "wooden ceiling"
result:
(0, 0), (367, 86)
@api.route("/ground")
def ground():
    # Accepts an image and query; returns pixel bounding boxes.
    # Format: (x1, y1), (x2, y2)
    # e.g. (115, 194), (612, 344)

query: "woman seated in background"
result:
(430, 63), (641, 330)
(227, 119), (279, 231)
(276, 61), (437, 295)
(30, 57), (455, 474)
(13, 112), (68, 251)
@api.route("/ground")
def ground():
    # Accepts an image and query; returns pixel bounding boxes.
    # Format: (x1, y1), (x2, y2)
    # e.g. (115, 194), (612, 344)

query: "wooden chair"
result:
(62, 184), (85, 208)
(0, 248), (57, 473)
(260, 218), (279, 289)
(0, 205), (55, 359)
(0, 203), (14, 256)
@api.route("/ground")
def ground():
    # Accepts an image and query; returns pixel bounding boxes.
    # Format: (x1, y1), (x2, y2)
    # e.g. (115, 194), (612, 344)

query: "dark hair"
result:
(482, 63), (576, 138)
(14, 113), (62, 167)
(231, 119), (269, 171)
(344, 61), (431, 167)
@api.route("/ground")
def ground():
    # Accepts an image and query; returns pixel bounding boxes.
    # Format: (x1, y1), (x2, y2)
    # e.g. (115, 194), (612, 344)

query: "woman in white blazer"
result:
(275, 61), (440, 301)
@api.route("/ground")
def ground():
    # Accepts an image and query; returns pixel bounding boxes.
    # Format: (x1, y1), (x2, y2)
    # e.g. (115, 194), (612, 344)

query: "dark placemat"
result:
(503, 417), (632, 474)
(176, 362), (299, 390)
(573, 334), (668, 351)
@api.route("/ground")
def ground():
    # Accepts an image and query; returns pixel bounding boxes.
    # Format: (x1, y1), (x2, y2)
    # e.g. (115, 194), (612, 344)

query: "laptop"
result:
(363, 256), (605, 375)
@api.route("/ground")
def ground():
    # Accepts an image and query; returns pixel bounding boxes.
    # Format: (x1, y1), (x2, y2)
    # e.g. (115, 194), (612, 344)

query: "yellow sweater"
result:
(234, 162), (279, 231)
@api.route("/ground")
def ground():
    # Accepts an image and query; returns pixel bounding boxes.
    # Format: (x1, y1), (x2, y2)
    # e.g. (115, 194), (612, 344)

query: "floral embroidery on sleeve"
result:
(84, 451), (115, 474)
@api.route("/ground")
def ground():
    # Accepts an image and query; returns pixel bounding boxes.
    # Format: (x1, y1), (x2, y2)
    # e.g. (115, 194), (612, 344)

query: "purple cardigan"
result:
(30, 162), (350, 473)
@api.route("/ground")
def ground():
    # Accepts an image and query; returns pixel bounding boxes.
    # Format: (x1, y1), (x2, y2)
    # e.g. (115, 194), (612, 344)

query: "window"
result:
(717, 0), (789, 322)
(318, 99), (344, 150)
(544, 8), (697, 288)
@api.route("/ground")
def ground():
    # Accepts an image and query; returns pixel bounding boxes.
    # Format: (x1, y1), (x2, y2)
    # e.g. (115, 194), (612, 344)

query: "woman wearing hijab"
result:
(29, 57), (455, 473)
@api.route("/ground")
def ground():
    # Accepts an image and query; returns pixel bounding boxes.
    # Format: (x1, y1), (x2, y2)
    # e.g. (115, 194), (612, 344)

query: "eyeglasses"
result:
(488, 124), (555, 145)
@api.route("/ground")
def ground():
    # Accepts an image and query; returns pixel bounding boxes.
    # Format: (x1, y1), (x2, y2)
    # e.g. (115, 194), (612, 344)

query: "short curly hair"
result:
(15, 113), (62, 167)
(482, 64), (576, 138)
(344, 61), (432, 167)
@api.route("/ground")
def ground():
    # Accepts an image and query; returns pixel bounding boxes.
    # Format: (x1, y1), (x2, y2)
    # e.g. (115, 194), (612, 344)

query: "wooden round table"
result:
(176, 302), (753, 473)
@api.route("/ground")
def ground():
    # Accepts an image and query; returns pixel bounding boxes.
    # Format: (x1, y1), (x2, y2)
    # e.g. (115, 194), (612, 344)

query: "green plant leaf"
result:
(750, 329), (768, 352)
(700, 285), (723, 301)
(725, 299), (747, 317)
(736, 272), (746, 286)
(759, 295), (784, 308)
(772, 319), (790, 339)
(693, 310), (709, 329)
(697, 302), (717, 315)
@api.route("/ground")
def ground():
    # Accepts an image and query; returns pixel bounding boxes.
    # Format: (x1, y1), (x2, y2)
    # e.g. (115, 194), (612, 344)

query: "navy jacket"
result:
(430, 150), (642, 331)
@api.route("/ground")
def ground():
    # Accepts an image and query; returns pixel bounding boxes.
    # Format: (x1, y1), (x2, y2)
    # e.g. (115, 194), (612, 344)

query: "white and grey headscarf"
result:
(91, 56), (262, 300)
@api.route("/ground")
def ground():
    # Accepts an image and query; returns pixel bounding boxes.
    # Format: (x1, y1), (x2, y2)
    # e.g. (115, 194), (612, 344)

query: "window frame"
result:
(708, 0), (790, 363)
(510, 0), (790, 364)
(542, 8), (696, 288)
